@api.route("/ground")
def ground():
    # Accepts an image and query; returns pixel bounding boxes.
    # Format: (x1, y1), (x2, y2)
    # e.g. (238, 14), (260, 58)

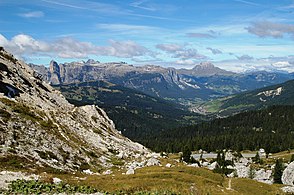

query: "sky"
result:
(0, 0), (294, 72)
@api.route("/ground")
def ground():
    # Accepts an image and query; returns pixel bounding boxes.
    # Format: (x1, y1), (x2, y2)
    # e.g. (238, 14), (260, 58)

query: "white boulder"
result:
(282, 161), (294, 185)
(146, 158), (160, 167)
(254, 169), (273, 184)
(53, 177), (62, 184)
(165, 163), (172, 168)
(208, 162), (218, 170)
(102, 170), (113, 175)
(126, 168), (135, 175)
(83, 169), (93, 175)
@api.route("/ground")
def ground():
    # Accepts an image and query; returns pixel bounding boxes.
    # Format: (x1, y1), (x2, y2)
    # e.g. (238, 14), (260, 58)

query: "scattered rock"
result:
(146, 158), (160, 167)
(282, 161), (294, 185)
(83, 169), (93, 175)
(102, 170), (113, 175)
(208, 162), (218, 170)
(281, 186), (294, 193)
(253, 169), (273, 184)
(165, 163), (172, 168)
(52, 177), (62, 184)
(187, 163), (199, 167)
(126, 168), (135, 175)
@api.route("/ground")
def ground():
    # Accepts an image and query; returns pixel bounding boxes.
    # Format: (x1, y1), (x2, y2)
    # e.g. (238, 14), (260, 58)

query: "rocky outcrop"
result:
(282, 161), (294, 185)
(0, 48), (150, 171)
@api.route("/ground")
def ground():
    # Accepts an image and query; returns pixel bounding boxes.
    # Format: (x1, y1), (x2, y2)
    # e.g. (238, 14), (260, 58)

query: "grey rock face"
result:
(0, 48), (150, 171)
(282, 162), (294, 185)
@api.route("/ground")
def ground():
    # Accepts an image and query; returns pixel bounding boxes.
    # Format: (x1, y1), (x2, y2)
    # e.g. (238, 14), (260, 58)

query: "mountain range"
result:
(30, 60), (294, 105)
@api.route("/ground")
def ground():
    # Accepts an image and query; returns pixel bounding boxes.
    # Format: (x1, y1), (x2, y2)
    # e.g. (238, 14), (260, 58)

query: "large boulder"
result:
(254, 169), (273, 184)
(282, 161), (294, 185)
(146, 158), (160, 167)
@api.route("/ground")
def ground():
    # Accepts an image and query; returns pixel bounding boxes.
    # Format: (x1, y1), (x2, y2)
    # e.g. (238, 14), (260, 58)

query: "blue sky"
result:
(0, 0), (294, 72)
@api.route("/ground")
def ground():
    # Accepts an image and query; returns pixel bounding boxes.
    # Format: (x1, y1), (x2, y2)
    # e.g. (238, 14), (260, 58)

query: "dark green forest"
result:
(142, 105), (294, 153)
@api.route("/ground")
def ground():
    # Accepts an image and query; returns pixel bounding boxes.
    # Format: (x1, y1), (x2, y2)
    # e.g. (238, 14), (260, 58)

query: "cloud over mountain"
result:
(0, 34), (152, 59)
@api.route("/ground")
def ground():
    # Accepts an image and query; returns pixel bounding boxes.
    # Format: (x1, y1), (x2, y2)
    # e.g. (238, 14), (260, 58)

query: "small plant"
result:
(5, 179), (98, 194)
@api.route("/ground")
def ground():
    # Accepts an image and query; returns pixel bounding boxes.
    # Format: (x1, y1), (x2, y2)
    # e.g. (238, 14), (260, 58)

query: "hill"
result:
(204, 78), (294, 116)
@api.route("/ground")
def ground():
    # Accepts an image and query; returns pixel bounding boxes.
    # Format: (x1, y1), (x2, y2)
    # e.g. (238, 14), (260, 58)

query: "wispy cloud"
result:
(233, 0), (261, 6)
(207, 47), (223, 55)
(40, 0), (187, 22)
(19, 11), (44, 18)
(246, 21), (294, 39)
(130, 0), (156, 11)
(186, 33), (216, 39)
(97, 23), (160, 32)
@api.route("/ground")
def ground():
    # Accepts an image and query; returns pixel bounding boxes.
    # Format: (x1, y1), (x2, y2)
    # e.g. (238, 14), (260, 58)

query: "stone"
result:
(253, 169), (273, 184)
(208, 162), (218, 170)
(146, 158), (160, 167)
(102, 170), (113, 175)
(165, 163), (172, 168)
(281, 186), (294, 193)
(126, 168), (135, 175)
(282, 161), (294, 185)
(83, 169), (93, 175)
(53, 177), (62, 184)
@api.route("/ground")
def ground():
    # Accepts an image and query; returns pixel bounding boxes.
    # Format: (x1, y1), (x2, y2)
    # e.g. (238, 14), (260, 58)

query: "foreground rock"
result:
(282, 161), (294, 185)
(0, 48), (150, 171)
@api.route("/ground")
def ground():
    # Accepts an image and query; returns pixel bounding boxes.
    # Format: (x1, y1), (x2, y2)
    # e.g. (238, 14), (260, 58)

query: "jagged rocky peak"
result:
(0, 48), (150, 171)
(86, 59), (99, 64)
(196, 62), (215, 69)
(49, 60), (59, 73)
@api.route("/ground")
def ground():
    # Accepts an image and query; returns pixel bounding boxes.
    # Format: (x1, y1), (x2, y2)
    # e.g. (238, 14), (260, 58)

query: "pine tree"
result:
(273, 159), (284, 184)
(253, 152), (261, 163)
(290, 154), (294, 163)
(182, 146), (192, 163)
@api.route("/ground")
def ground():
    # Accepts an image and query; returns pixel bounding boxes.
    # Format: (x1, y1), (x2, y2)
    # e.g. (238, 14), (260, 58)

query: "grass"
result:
(231, 178), (282, 195)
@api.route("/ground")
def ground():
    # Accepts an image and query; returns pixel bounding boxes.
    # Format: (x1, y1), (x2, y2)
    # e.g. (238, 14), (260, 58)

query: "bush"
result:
(5, 179), (98, 194)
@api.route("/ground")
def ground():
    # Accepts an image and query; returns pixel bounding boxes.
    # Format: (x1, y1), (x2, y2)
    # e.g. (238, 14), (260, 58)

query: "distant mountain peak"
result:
(86, 59), (99, 64)
(198, 62), (214, 68)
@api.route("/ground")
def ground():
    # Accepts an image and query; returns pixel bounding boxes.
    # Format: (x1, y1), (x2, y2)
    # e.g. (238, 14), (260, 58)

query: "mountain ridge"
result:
(0, 47), (150, 171)
(30, 60), (294, 103)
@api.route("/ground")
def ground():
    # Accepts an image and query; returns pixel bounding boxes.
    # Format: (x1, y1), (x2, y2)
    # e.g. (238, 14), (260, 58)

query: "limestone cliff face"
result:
(0, 48), (149, 171)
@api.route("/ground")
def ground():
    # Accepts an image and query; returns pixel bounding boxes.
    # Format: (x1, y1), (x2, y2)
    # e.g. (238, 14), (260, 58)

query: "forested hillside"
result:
(144, 105), (294, 153)
(54, 81), (203, 139)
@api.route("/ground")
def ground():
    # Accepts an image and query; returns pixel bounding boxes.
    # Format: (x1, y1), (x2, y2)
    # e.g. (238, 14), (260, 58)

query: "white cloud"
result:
(0, 33), (153, 59)
(156, 43), (207, 60)
(19, 11), (44, 18)
(207, 47), (223, 55)
(236, 54), (254, 61)
(156, 43), (183, 52)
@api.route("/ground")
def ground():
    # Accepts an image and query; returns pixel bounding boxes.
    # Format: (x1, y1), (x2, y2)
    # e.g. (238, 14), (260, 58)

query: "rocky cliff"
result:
(0, 47), (149, 171)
